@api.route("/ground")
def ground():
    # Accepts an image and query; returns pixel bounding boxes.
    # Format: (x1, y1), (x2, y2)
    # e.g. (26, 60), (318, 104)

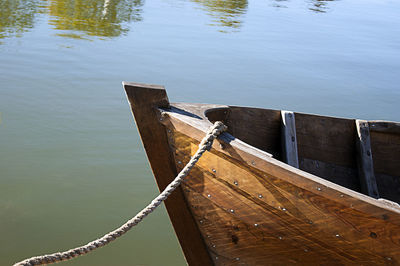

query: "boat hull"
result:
(124, 82), (400, 265)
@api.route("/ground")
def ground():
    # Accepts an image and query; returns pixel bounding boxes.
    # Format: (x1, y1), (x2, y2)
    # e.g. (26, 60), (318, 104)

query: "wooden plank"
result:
(123, 82), (213, 266)
(369, 121), (400, 135)
(369, 130), (400, 178)
(355, 120), (379, 199)
(281, 111), (299, 168)
(168, 128), (400, 265)
(295, 113), (357, 168)
(226, 107), (282, 158)
(299, 158), (360, 191)
(162, 105), (400, 219)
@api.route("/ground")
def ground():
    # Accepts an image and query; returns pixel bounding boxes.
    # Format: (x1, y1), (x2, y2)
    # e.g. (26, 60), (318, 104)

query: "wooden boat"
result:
(123, 82), (400, 265)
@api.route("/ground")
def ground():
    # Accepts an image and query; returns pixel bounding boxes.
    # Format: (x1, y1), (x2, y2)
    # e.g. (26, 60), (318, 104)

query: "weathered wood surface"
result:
(370, 130), (400, 178)
(165, 125), (400, 265)
(355, 120), (380, 199)
(294, 113), (362, 192)
(223, 107), (282, 158)
(158, 104), (400, 265)
(369, 126), (400, 203)
(125, 83), (400, 265)
(281, 111), (299, 168)
(123, 82), (213, 266)
(299, 158), (360, 191)
(369, 121), (400, 135)
(295, 113), (357, 168)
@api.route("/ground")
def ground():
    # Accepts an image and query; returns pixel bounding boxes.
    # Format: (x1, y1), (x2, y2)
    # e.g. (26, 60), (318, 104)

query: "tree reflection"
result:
(0, 0), (43, 40)
(47, 0), (144, 39)
(271, 0), (289, 9)
(270, 0), (336, 13)
(0, 0), (339, 42)
(192, 0), (248, 32)
(309, 0), (335, 13)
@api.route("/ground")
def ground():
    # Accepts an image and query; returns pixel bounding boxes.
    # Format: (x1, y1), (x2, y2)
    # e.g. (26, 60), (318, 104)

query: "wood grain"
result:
(123, 82), (213, 266)
(295, 113), (357, 168)
(167, 128), (400, 265)
(370, 129), (400, 203)
(224, 107), (282, 159)
(126, 84), (400, 265)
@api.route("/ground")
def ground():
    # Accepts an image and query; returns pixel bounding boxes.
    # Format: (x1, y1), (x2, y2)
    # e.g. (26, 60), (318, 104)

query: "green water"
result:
(0, 0), (399, 265)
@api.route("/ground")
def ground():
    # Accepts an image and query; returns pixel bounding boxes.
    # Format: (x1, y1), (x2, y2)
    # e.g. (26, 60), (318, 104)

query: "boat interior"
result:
(205, 105), (400, 203)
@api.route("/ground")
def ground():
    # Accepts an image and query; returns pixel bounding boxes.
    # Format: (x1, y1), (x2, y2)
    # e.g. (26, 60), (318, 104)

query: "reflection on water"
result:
(0, 0), (339, 42)
(0, 0), (143, 42)
(0, 0), (43, 40)
(271, 0), (336, 13)
(271, 0), (288, 9)
(309, 0), (335, 13)
(192, 0), (247, 32)
(47, 0), (144, 39)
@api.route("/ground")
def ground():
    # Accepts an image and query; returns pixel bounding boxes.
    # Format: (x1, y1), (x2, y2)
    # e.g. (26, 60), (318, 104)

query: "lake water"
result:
(1, 0), (399, 265)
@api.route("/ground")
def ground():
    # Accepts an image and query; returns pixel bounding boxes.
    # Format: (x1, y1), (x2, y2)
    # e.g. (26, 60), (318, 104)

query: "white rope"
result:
(14, 121), (227, 266)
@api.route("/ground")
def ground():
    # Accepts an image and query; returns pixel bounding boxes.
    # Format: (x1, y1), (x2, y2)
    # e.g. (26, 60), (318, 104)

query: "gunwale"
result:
(161, 103), (400, 219)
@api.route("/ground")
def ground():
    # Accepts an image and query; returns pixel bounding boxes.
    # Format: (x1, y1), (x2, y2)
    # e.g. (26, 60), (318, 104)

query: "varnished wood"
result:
(163, 116), (400, 265)
(123, 82), (213, 266)
(356, 120), (379, 199)
(125, 82), (400, 265)
(281, 111), (299, 168)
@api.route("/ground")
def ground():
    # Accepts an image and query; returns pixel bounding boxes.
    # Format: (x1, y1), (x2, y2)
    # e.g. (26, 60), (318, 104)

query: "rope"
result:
(14, 121), (227, 266)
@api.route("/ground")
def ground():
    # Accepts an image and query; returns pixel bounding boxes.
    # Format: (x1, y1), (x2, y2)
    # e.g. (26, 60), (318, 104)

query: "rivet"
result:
(335, 234), (340, 237)
(317, 187), (322, 191)
(281, 207), (287, 211)
(308, 220), (313, 224)
(207, 235), (210, 238)
(207, 194), (211, 198)
(233, 181), (238, 186)
(304, 249), (308, 252)
(258, 194), (263, 198)
(291, 136), (295, 142)
(230, 209), (235, 213)
(254, 223), (258, 227)
(212, 169), (216, 173)
(212, 244), (216, 248)
(288, 113), (292, 118)
(215, 256), (219, 260)
(167, 129), (171, 133)
(199, 220), (203, 224)
(178, 161), (182, 164)
(386, 257), (392, 261)
(278, 236), (283, 240)
(236, 258), (240, 261)
(370, 232), (378, 239)
(159, 117), (163, 121)
(340, 194), (344, 197)
(251, 161), (256, 165)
